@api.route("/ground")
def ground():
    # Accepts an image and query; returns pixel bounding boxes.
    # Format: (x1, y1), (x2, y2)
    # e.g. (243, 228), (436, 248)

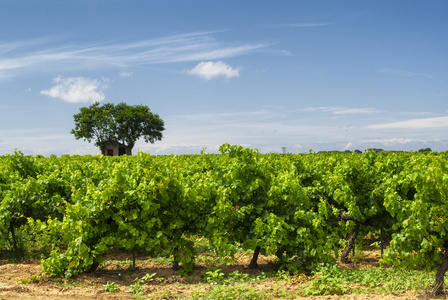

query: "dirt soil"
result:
(0, 250), (444, 300)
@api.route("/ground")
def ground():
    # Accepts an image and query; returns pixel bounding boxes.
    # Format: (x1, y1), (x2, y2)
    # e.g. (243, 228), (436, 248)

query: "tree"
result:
(71, 102), (165, 154)
(418, 147), (432, 153)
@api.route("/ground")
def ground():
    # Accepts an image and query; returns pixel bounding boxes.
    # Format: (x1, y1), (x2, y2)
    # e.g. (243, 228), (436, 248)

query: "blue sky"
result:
(1, 0), (447, 155)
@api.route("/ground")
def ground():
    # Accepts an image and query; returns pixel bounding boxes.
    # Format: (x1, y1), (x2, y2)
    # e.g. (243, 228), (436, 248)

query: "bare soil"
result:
(0, 250), (444, 299)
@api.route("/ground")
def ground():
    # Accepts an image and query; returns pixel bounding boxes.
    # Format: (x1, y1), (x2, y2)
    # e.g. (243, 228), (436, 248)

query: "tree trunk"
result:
(249, 246), (261, 269)
(87, 262), (100, 273)
(10, 225), (18, 254)
(340, 223), (360, 263)
(431, 244), (448, 295)
(172, 260), (179, 271)
(132, 252), (137, 270)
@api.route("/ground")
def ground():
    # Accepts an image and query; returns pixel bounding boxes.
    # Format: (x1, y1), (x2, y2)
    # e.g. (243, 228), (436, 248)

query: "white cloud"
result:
(378, 68), (433, 79)
(264, 23), (332, 28)
(40, 76), (108, 103)
(119, 71), (133, 77)
(368, 116), (448, 129)
(187, 61), (240, 80)
(332, 108), (377, 115)
(304, 106), (377, 115)
(344, 142), (354, 150)
(363, 137), (424, 145)
(289, 23), (332, 27)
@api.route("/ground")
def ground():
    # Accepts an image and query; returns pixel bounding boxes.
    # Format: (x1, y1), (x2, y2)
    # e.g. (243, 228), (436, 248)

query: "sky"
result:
(1, 0), (447, 156)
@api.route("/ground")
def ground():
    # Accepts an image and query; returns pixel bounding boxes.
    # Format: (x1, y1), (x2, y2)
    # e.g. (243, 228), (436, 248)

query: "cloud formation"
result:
(304, 106), (377, 115)
(40, 76), (108, 103)
(363, 137), (424, 145)
(264, 23), (332, 28)
(187, 61), (240, 80)
(0, 32), (265, 78)
(378, 68), (433, 79)
(119, 71), (133, 77)
(368, 116), (448, 129)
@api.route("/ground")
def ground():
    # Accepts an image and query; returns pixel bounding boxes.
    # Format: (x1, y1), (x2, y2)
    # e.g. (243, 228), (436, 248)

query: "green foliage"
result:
(103, 281), (120, 292)
(204, 145), (337, 272)
(189, 285), (269, 300)
(382, 152), (448, 269)
(205, 268), (225, 285)
(273, 269), (291, 281)
(19, 274), (43, 284)
(226, 270), (252, 283)
(0, 151), (70, 258)
(1, 146), (448, 291)
(303, 264), (434, 296)
(203, 268), (265, 286)
(126, 273), (157, 295)
(127, 281), (145, 295)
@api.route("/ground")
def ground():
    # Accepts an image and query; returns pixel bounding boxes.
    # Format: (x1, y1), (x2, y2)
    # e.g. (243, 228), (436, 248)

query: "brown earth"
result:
(0, 250), (444, 300)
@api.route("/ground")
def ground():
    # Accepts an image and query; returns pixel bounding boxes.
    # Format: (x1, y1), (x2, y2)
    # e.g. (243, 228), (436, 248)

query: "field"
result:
(0, 243), (440, 299)
(2, 147), (448, 298)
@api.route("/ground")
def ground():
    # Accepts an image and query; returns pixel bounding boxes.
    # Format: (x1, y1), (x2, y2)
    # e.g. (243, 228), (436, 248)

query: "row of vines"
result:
(1, 145), (448, 294)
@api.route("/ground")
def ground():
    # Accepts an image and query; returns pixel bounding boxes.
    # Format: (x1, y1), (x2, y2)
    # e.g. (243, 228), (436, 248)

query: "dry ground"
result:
(0, 250), (444, 300)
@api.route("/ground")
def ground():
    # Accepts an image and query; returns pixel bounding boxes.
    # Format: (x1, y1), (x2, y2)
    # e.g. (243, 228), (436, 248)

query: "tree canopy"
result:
(71, 102), (165, 154)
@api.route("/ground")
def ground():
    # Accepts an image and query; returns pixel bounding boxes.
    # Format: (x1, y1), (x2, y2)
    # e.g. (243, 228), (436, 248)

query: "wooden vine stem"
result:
(338, 209), (360, 264)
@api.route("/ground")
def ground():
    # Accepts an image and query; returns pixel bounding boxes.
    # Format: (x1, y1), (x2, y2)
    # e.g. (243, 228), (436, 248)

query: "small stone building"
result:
(104, 141), (132, 156)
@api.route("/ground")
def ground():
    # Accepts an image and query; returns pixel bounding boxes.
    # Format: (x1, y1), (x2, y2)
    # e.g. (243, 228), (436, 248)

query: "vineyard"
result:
(1, 144), (448, 298)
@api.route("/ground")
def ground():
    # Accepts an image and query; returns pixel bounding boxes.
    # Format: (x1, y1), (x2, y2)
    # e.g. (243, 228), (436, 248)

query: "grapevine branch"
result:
(249, 246), (261, 269)
(431, 241), (448, 295)
(338, 209), (361, 263)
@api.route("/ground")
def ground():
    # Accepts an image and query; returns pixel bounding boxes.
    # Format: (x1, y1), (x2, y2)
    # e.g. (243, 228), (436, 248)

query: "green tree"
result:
(71, 102), (165, 154)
